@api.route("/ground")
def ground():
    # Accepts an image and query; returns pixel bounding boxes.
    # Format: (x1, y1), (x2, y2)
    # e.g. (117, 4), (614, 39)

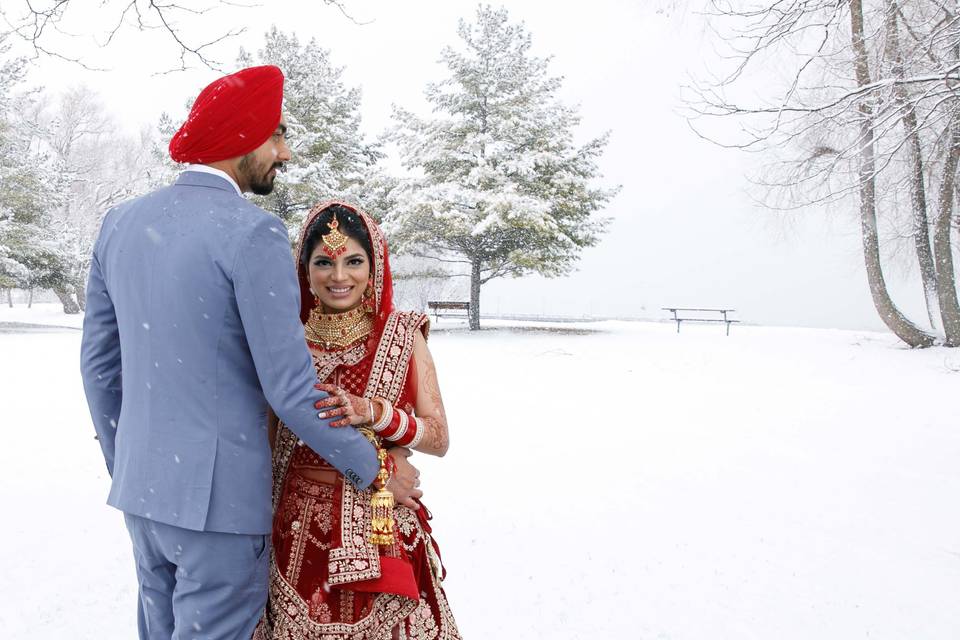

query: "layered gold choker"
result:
(305, 305), (374, 349)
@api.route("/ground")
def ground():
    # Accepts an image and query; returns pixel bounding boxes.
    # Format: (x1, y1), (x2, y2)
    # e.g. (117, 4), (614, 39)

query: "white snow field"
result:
(2, 305), (960, 639)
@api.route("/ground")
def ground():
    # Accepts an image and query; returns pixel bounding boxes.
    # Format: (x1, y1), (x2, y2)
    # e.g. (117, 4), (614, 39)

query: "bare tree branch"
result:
(0, 0), (257, 71)
(320, 0), (374, 26)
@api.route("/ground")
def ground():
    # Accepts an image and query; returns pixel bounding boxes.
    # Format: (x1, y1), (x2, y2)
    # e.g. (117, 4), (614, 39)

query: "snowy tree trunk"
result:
(884, 1), (942, 334)
(903, 116), (941, 334)
(927, 0), (960, 347)
(909, 164), (942, 334)
(27, 288), (33, 308)
(469, 260), (481, 331)
(850, 0), (935, 347)
(74, 281), (86, 312)
(53, 286), (80, 315)
(932, 112), (960, 346)
(5, 289), (11, 308)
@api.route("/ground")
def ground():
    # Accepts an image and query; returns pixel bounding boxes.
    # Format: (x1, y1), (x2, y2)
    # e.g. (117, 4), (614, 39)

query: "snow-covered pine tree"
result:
(0, 45), (32, 291)
(388, 5), (617, 330)
(0, 155), (70, 310)
(0, 42), (69, 308)
(240, 27), (381, 239)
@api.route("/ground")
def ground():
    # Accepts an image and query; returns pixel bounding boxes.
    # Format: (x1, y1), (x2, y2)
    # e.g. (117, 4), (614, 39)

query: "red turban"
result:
(169, 65), (284, 164)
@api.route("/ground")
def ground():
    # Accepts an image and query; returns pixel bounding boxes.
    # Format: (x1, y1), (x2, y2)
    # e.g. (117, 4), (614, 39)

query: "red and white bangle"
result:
(371, 397), (393, 432)
(407, 416), (425, 449)
(388, 414), (423, 448)
(377, 406), (403, 440)
(386, 409), (409, 443)
(372, 403), (424, 449)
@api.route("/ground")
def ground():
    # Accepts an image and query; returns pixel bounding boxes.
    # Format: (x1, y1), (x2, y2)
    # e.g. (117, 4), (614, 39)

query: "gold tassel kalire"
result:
(369, 447), (396, 546)
(358, 426), (395, 546)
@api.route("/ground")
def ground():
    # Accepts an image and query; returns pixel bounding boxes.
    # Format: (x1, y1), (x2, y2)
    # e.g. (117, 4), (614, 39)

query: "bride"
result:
(255, 201), (461, 639)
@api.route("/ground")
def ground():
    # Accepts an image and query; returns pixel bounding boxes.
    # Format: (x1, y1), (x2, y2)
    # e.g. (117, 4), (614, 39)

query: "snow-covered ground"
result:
(0, 301), (85, 329)
(3, 304), (960, 639)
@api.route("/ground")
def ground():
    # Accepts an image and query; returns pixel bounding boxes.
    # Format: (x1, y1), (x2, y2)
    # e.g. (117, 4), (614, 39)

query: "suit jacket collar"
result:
(175, 170), (244, 196)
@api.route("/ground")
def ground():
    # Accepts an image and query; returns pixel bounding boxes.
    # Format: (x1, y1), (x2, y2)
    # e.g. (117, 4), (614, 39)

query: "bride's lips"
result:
(326, 286), (354, 299)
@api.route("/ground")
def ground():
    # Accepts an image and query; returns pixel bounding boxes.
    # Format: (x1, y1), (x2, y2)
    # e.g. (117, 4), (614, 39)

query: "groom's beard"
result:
(238, 153), (283, 196)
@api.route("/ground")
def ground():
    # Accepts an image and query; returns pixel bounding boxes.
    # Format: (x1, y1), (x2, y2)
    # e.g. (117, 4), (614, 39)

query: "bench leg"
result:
(726, 321), (731, 336)
(676, 319), (681, 334)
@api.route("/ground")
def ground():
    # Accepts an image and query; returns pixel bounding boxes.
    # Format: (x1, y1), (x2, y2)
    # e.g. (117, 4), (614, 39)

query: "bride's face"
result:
(308, 235), (371, 313)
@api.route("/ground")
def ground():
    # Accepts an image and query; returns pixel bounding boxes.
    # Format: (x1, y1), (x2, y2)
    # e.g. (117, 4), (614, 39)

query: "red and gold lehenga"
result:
(254, 201), (461, 640)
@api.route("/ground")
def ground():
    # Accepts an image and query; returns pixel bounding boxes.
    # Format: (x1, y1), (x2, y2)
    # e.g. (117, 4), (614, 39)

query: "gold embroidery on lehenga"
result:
(407, 598), (440, 640)
(261, 562), (417, 640)
(395, 507), (425, 557)
(259, 311), (460, 640)
(323, 311), (427, 586)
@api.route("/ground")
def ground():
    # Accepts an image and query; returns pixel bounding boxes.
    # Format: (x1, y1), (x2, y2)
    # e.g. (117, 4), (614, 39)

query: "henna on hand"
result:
(318, 389), (373, 427)
(315, 395), (342, 409)
(347, 394), (372, 422)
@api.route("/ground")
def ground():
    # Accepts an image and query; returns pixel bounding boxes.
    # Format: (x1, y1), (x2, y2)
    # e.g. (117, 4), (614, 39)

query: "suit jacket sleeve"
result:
(80, 238), (122, 476)
(233, 215), (379, 488)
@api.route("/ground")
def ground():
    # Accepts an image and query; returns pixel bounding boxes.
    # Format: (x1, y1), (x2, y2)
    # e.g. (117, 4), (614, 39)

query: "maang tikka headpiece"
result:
(321, 214), (348, 259)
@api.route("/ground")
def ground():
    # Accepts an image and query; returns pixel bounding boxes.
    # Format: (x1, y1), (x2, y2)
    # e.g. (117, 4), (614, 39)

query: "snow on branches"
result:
(386, 6), (617, 329)
(240, 27), (381, 238)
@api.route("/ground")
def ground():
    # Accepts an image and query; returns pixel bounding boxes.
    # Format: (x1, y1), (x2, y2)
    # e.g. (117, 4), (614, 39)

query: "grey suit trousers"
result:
(124, 513), (269, 640)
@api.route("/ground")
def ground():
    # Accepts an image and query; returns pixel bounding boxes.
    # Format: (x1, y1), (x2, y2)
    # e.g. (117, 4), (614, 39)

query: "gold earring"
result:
(363, 281), (375, 314)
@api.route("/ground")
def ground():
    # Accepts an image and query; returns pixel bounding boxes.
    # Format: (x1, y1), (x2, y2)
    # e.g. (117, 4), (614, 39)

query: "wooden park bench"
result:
(427, 301), (470, 323)
(663, 307), (740, 336)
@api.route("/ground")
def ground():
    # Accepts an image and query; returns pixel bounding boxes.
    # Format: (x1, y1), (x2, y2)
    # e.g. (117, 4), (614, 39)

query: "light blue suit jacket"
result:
(80, 171), (379, 535)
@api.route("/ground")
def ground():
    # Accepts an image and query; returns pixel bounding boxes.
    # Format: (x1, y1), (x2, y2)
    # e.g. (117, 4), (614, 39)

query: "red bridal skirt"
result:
(254, 466), (460, 640)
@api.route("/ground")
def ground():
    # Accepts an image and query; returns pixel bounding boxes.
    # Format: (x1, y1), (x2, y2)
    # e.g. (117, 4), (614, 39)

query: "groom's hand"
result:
(387, 447), (422, 510)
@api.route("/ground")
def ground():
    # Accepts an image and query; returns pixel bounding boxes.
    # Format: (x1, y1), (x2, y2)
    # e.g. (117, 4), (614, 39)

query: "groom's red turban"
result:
(168, 65), (284, 164)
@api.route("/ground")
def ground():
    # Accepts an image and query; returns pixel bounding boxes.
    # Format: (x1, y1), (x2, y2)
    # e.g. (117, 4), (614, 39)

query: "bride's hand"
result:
(387, 447), (422, 509)
(314, 383), (372, 428)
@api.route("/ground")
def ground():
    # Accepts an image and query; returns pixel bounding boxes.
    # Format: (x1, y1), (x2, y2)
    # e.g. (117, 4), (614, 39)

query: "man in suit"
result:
(80, 65), (422, 640)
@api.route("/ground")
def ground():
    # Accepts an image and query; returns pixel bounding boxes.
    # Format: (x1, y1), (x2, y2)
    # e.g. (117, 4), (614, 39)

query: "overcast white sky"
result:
(7, 0), (933, 330)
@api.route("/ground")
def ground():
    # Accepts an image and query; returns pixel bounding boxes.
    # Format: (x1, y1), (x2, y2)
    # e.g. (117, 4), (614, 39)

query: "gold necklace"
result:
(305, 305), (374, 349)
